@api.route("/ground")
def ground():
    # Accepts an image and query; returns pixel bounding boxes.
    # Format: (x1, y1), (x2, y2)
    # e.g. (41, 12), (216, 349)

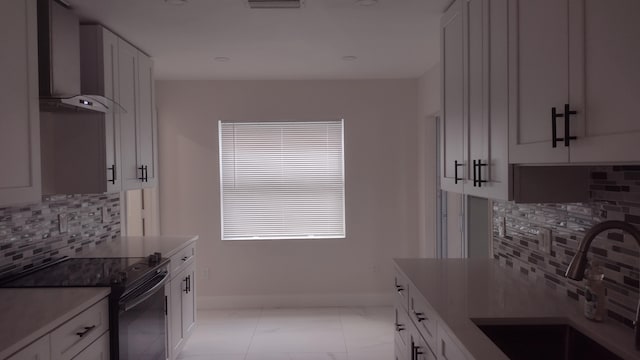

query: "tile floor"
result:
(177, 307), (393, 360)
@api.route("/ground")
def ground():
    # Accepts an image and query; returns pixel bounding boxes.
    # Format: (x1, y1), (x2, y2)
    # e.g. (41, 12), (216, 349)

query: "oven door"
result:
(117, 269), (169, 360)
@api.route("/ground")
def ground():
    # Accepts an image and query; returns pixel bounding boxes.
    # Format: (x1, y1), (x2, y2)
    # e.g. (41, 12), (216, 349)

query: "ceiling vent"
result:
(248, 0), (302, 9)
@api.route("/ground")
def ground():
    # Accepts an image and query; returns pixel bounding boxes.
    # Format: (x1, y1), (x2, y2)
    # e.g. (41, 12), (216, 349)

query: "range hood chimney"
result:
(37, 0), (118, 113)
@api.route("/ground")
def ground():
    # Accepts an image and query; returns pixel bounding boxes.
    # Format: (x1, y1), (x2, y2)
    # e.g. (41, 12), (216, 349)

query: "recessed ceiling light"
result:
(214, 57), (231, 62)
(356, 0), (378, 6)
(342, 56), (358, 61)
(165, 0), (188, 5)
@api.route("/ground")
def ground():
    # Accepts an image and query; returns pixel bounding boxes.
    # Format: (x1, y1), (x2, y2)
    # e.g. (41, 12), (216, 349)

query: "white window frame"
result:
(218, 119), (346, 241)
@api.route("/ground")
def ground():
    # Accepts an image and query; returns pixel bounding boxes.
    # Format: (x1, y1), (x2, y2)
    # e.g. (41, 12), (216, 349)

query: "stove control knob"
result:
(113, 271), (127, 284)
(148, 252), (162, 265)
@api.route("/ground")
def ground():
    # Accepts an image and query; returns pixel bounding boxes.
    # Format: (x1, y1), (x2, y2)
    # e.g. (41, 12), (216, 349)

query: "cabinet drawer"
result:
(394, 306), (411, 350)
(71, 332), (109, 360)
(409, 321), (436, 360)
(437, 323), (468, 360)
(394, 335), (407, 360)
(51, 298), (109, 360)
(170, 242), (196, 277)
(7, 335), (50, 360)
(409, 290), (437, 351)
(393, 268), (410, 312)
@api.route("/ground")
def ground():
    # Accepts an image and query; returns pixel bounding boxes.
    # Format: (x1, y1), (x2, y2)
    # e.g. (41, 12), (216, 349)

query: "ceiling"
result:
(68, 0), (448, 80)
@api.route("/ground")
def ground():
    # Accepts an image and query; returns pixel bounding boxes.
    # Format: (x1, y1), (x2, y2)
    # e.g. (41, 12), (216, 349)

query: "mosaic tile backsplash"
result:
(492, 166), (640, 329)
(0, 193), (121, 279)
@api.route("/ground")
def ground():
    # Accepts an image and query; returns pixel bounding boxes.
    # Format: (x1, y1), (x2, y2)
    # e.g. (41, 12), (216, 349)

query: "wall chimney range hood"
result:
(37, 0), (120, 113)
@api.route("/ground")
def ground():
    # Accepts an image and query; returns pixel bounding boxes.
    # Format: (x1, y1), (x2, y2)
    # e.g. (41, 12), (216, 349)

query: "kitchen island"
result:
(394, 258), (638, 360)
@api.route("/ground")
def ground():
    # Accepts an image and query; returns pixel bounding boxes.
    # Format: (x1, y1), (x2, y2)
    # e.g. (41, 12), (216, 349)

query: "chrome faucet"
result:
(565, 220), (640, 350)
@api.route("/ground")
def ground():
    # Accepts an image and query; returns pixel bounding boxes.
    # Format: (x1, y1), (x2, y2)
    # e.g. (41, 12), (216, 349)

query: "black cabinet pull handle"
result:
(138, 165), (150, 182)
(76, 325), (96, 338)
(563, 103), (577, 147)
(165, 295), (168, 316)
(413, 311), (426, 322)
(472, 160), (477, 187)
(183, 276), (189, 293)
(552, 105), (577, 148)
(395, 285), (405, 293)
(108, 165), (116, 184)
(552, 107), (564, 148)
(454, 160), (464, 184)
(395, 323), (405, 332)
(474, 160), (488, 187)
(411, 343), (424, 360)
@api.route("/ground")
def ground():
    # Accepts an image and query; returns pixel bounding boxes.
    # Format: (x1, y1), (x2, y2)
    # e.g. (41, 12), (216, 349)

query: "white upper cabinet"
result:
(0, 0), (41, 207)
(118, 38), (140, 190)
(440, 0), (466, 194)
(568, 0), (640, 163)
(481, 0), (510, 200)
(508, 0), (571, 164)
(137, 52), (158, 188)
(119, 39), (158, 190)
(81, 25), (122, 193)
(441, 0), (510, 200)
(509, 0), (640, 164)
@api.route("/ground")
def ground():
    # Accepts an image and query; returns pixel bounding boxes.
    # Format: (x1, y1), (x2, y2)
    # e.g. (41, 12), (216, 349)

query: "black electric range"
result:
(0, 254), (170, 360)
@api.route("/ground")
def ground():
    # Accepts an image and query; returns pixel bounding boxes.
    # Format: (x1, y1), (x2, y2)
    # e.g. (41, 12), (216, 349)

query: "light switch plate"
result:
(101, 207), (110, 223)
(538, 228), (552, 253)
(58, 213), (68, 233)
(498, 217), (506, 237)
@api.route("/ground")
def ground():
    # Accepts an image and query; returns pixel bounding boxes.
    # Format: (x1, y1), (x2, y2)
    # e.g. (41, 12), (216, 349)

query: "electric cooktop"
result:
(0, 255), (168, 289)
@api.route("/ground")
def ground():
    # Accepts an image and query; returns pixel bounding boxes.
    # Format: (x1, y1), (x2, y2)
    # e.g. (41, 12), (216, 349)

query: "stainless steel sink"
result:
(475, 323), (622, 360)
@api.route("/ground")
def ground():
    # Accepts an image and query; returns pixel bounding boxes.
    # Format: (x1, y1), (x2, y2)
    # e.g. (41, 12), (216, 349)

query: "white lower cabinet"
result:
(167, 242), (197, 360)
(395, 301), (437, 360)
(6, 297), (109, 360)
(394, 266), (469, 360)
(50, 298), (109, 360)
(409, 321), (436, 360)
(71, 332), (109, 360)
(6, 335), (50, 360)
(436, 324), (467, 360)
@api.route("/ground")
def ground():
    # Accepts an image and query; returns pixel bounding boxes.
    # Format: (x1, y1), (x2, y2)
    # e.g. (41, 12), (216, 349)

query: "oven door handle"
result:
(121, 271), (169, 312)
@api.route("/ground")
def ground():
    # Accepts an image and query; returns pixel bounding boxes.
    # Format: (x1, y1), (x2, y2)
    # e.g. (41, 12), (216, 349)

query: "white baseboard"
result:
(197, 292), (393, 309)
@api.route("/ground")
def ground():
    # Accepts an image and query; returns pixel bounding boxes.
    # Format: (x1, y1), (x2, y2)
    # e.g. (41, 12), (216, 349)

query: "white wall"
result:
(156, 79), (420, 308)
(417, 64), (440, 258)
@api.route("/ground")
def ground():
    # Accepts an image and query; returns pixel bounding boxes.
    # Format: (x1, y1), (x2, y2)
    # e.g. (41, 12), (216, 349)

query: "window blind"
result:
(219, 120), (345, 240)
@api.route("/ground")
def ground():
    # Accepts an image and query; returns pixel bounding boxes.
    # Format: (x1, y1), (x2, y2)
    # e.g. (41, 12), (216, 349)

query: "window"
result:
(219, 120), (345, 240)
